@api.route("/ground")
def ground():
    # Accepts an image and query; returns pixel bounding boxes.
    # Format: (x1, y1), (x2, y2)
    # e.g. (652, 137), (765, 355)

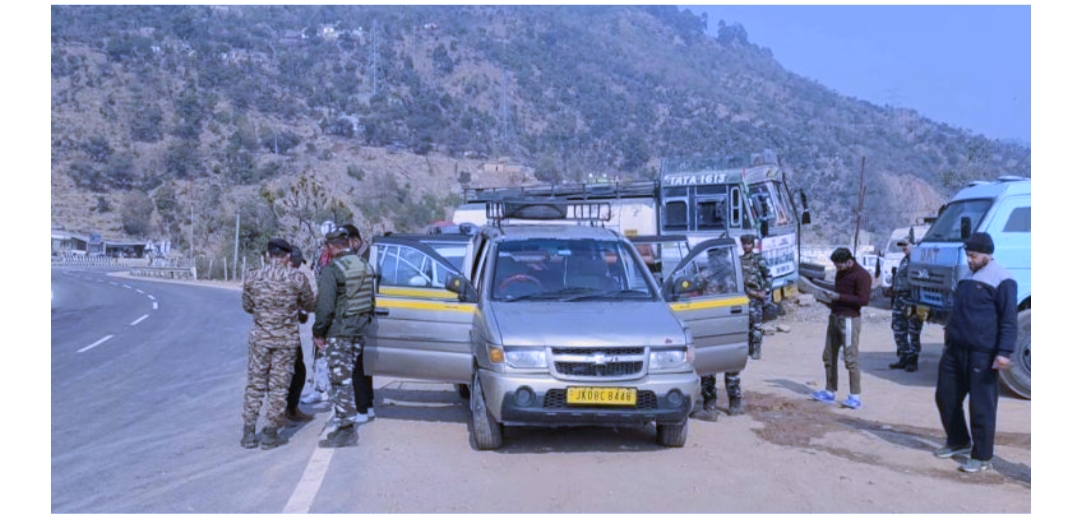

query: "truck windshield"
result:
(490, 239), (656, 302)
(922, 199), (993, 243)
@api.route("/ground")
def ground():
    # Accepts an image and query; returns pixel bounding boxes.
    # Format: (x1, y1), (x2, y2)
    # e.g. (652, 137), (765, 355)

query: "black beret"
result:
(340, 223), (361, 239)
(830, 247), (853, 263)
(325, 228), (350, 244)
(267, 238), (292, 254)
(964, 232), (995, 255)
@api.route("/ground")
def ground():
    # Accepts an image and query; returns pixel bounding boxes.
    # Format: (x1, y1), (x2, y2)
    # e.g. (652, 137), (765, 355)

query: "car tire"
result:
(468, 371), (503, 450)
(656, 420), (688, 448)
(999, 308), (1031, 399)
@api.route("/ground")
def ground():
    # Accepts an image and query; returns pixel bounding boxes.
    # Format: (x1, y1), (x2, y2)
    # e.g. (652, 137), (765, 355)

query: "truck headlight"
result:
(649, 348), (689, 371)
(504, 348), (547, 369)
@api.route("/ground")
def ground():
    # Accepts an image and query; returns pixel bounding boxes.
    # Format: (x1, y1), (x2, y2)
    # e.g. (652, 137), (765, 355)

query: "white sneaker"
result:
(366, 408), (376, 419)
(353, 412), (369, 424)
(300, 391), (322, 404)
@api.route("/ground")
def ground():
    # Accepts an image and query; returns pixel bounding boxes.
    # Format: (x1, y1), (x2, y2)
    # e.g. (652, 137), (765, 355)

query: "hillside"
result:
(50, 5), (1029, 260)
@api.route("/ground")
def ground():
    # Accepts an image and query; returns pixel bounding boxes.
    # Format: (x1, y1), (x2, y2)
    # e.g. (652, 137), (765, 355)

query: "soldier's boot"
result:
(690, 398), (719, 422)
(319, 423), (358, 448)
(728, 395), (744, 416)
(260, 427), (285, 450)
(285, 406), (314, 423)
(904, 356), (919, 372)
(888, 353), (908, 370)
(240, 425), (258, 449)
(749, 344), (762, 360)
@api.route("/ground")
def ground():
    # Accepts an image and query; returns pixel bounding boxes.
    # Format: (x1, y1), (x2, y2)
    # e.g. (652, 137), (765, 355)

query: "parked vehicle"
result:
(906, 177), (1031, 398)
(881, 225), (930, 290)
(366, 200), (749, 449)
(453, 151), (811, 302)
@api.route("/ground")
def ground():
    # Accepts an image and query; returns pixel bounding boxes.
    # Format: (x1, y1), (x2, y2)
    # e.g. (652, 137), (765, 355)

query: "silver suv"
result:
(365, 209), (749, 450)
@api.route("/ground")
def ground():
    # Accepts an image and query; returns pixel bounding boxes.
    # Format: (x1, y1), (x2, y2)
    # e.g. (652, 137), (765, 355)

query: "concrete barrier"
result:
(129, 266), (197, 280)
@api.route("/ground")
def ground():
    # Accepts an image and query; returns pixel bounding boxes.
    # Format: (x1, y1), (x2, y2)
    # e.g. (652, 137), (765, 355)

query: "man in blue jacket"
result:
(934, 232), (1018, 473)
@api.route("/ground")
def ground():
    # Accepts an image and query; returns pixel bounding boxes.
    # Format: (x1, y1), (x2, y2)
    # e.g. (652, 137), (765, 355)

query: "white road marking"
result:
(282, 447), (335, 513)
(109, 282), (118, 286)
(135, 289), (145, 294)
(130, 314), (149, 326)
(77, 335), (114, 353)
(152, 302), (158, 310)
(122, 284), (132, 289)
(147, 295), (156, 300)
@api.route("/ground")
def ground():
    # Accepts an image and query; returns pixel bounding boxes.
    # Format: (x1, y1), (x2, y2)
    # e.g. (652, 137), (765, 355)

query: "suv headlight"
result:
(649, 348), (690, 371)
(504, 348), (548, 369)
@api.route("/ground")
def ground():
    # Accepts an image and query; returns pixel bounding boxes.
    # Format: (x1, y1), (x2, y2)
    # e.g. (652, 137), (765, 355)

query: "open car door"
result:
(662, 238), (750, 376)
(366, 236), (476, 384)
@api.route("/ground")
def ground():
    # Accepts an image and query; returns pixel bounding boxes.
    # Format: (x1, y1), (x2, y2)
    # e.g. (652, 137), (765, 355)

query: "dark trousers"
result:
(286, 345), (305, 411)
(935, 344), (1000, 460)
(353, 339), (374, 413)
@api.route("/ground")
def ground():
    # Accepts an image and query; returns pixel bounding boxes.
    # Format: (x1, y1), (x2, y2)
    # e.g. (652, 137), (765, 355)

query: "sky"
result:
(681, 4), (1031, 144)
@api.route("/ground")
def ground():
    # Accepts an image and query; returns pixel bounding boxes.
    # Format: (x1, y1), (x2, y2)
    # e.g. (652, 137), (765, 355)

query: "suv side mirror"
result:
(444, 273), (478, 302)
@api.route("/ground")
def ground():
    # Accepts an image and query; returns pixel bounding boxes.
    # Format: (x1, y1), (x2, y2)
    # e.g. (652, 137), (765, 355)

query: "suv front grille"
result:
(550, 347), (647, 380)
(543, 389), (658, 409)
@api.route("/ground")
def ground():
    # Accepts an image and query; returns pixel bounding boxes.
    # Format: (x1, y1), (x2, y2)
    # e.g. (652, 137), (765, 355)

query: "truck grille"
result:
(550, 347), (647, 380)
(543, 389), (658, 409)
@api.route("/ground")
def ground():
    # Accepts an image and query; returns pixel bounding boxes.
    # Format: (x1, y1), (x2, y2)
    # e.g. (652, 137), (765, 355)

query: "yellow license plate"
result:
(566, 387), (637, 406)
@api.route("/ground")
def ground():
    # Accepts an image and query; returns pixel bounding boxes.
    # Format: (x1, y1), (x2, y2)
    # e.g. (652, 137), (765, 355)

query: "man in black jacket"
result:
(934, 232), (1018, 473)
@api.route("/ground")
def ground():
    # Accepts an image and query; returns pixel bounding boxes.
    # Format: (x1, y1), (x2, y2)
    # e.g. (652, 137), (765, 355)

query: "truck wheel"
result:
(468, 371), (503, 450)
(656, 421), (688, 448)
(999, 309), (1031, 399)
(455, 383), (471, 400)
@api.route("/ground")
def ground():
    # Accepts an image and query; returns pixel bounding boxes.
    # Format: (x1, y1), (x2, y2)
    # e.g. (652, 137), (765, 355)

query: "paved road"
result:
(50, 270), (1031, 513)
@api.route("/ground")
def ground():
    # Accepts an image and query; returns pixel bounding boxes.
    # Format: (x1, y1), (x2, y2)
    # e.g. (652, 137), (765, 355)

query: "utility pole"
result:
(369, 20), (379, 94)
(190, 202), (195, 260)
(233, 212), (240, 281)
(853, 156), (867, 251)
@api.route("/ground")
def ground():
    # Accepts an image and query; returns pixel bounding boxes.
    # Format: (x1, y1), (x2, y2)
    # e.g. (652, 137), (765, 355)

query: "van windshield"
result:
(490, 239), (657, 302)
(922, 199), (993, 243)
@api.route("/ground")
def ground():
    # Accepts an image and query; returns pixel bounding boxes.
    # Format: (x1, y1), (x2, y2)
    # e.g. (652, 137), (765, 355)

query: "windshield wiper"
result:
(560, 289), (652, 302)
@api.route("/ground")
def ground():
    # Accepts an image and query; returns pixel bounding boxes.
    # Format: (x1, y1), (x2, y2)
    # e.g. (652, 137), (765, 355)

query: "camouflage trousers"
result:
(242, 340), (298, 430)
(748, 298), (764, 357)
(701, 372), (742, 402)
(891, 296), (923, 360)
(325, 336), (363, 425)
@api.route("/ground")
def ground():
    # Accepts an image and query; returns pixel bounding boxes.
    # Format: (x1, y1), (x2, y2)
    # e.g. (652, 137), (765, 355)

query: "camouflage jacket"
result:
(740, 251), (772, 296)
(313, 251), (376, 339)
(242, 261), (317, 348)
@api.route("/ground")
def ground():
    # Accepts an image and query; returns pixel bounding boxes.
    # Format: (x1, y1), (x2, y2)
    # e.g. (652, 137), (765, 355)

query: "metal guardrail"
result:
(52, 256), (198, 280)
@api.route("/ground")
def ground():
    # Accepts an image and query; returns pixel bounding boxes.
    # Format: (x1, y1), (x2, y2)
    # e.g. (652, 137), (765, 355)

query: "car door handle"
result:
(374, 308), (389, 316)
(730, 307), (743, 314)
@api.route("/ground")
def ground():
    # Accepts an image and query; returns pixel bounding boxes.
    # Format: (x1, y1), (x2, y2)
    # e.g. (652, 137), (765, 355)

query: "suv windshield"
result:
(922, 199), (993, 243)
(490, 238), (656, 302)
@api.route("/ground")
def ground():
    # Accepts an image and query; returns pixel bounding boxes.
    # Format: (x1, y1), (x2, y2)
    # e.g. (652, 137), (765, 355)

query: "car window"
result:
(490, 238), (656, 301)
(673, 245), (740, 296)
(377, 243), (450, 289)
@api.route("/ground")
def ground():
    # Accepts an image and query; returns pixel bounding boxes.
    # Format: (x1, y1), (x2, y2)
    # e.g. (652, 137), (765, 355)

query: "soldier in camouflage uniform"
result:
(240, 239), (317, 449)
(888, 235), (924, 372)
(740, 234), (773, 360)
(690, 248), (742, 421)
(313, 228), (377, 448)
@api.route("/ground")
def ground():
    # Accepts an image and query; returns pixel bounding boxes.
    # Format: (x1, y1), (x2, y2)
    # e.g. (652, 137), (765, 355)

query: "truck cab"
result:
(907, 177), (1031, 398)
(364, 201), (748, 449)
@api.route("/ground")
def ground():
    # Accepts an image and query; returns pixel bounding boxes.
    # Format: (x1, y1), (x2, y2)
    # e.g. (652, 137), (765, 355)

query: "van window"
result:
(1003, 206), (1031, 233)
(377, 244), (454, 290)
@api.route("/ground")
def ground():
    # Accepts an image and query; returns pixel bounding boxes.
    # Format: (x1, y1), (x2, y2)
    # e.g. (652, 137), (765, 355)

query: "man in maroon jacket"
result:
(812, 247), (873, 409)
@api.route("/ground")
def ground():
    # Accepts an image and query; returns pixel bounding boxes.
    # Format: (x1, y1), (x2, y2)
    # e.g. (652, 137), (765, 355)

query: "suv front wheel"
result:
(656, 420), (688, 448)
(468, 371), (504, 450)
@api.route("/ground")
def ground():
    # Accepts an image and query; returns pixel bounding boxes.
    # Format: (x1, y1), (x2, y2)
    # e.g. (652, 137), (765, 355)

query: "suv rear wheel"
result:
(468, 371), (503, 450)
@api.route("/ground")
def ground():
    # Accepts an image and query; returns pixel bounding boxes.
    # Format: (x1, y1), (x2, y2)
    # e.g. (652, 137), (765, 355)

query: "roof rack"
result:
(485, 199), (612, 228)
